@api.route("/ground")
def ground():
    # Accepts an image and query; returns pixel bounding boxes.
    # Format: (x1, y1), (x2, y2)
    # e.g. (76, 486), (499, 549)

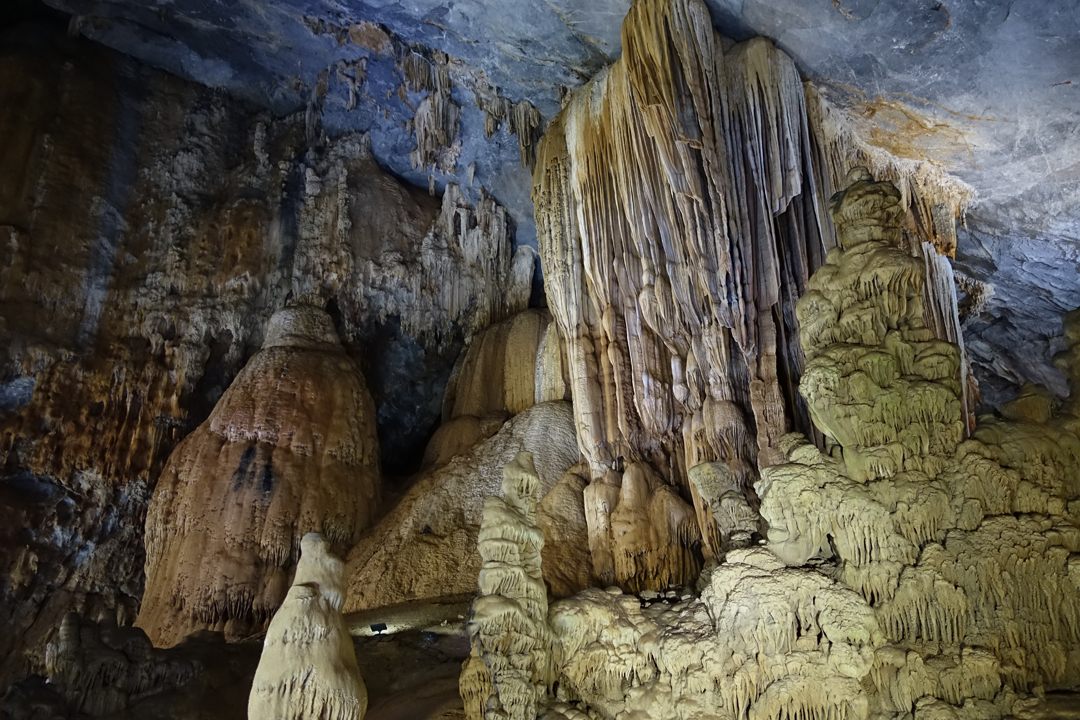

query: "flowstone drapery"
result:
(137, 305), (380, 646)
(533, 0), (828, 592)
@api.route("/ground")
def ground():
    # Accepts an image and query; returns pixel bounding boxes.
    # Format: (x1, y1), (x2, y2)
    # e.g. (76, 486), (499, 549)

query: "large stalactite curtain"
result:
(534, 0), (826, 492)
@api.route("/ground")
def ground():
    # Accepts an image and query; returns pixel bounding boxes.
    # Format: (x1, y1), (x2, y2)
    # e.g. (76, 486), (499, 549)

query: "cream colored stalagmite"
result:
(248, 533), (367, 720)
(758, 168), (1080, 714)
(461, 452), (551, 720)
(796, 166), (964, 483)
(137, 304), (381, 647)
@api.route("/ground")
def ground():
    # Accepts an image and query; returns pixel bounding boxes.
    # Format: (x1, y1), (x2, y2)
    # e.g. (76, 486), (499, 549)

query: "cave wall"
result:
(0, 19), (531, 683)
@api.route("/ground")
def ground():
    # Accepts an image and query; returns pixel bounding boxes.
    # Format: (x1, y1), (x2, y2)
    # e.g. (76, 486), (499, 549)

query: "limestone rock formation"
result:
(532, 0), (832, 591)
(547, 548), (883, 720)
(425, 309), (571, 471)
(533, 0), (825, 488)
(796, 167), (965, 483)
(536, 470), (593, 599)
(442, 309), (569, 424)
(585, 463), (702, 592)
(18, 613), (259, 719)
(755, 169), (1080, 713)
(461, 452), (551, 720)
(0, 27), (538, 679)
(687, 461), (761, 562)
(138, 305), (380, 647)
(248, 533), (367, 720)
(531, 0), (980, 593)
(345, 402), (582, 611)
(526, 162), (1080, 720)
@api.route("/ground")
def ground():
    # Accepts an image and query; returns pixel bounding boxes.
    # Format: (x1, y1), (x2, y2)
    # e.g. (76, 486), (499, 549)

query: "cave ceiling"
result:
(32, 0), (1080, 407)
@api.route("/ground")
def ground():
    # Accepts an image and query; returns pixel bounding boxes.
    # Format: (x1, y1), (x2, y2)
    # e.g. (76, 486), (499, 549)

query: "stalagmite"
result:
(137, 305), (381, 647)
(248, 532), (367, 720)
(464, 452), (551, 720)
(796, 167), (964, 483)
(756, 163), (1080, 714)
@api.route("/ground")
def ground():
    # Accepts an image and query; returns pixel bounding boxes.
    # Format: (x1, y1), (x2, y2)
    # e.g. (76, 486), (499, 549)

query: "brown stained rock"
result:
(137, 305), (381, 647)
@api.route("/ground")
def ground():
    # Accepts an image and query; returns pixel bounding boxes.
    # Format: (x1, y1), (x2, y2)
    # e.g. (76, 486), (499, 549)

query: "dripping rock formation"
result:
(1, 0), (1080, 717)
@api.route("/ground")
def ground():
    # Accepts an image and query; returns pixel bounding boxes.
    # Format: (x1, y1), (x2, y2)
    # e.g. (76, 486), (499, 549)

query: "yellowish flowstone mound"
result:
(249, 533), (367, 720)
(547, 547), (883, 720)
(345, 401), (582, 611)
(138, 305), (380, 646)
(424, 309), (571, 471)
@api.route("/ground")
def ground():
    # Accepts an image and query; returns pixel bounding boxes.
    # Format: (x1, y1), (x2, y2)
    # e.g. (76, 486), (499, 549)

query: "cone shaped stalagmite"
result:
(248, 533), (367, 720)
(138, 305), (380, 647)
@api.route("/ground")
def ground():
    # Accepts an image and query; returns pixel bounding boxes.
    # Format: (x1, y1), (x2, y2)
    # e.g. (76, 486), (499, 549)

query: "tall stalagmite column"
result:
(137, 304), (380, 646)
(460, 452), (551, 720)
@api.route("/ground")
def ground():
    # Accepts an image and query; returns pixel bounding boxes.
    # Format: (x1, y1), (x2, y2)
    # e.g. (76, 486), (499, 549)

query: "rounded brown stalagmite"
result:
(136, 304), (380, 647)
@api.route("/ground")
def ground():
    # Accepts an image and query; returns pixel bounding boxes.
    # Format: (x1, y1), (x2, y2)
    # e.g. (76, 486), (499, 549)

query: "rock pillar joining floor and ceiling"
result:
(136, 305), (381, 647)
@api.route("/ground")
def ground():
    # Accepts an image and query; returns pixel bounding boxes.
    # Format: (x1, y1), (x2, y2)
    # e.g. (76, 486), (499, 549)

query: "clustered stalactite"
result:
(137, 305), (381, 647)
(533, 0), (830, 592)
(400, 47), (545, 175)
